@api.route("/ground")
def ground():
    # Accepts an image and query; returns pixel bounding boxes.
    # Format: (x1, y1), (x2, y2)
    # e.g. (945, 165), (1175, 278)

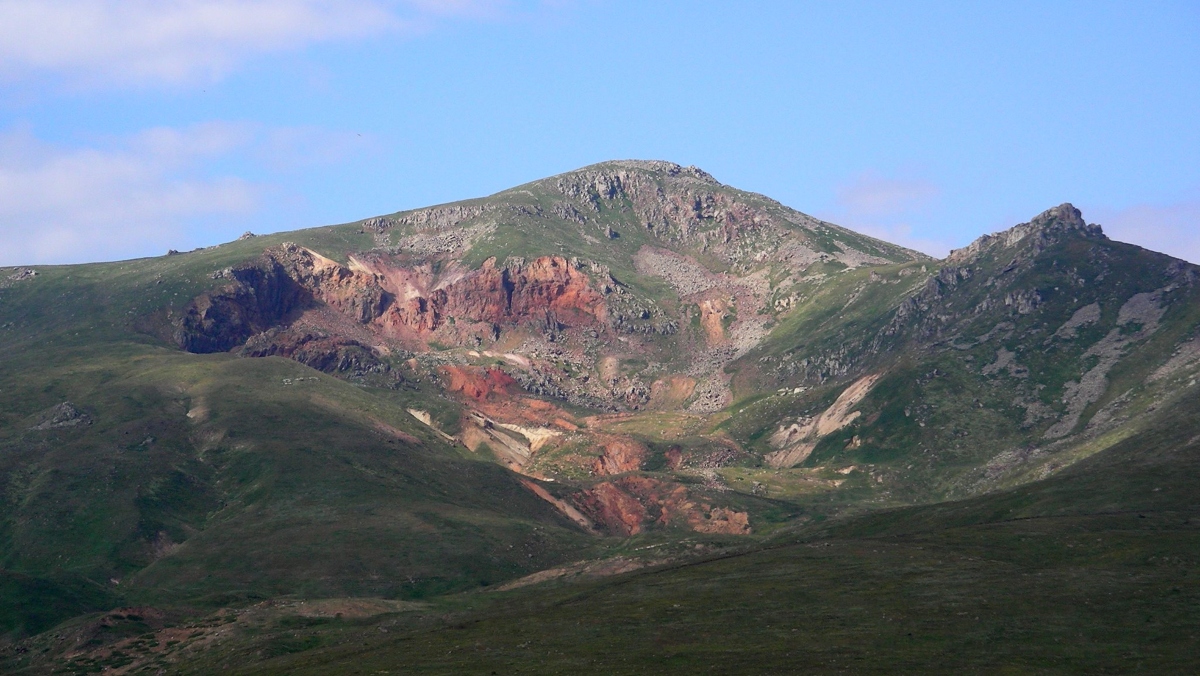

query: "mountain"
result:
(0, 161), (1197, 673)
(721, 202), (1200, 502)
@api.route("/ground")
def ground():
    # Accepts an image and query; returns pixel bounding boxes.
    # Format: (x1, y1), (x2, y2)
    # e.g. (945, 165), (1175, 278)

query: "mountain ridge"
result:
(0, 160), (1198, 673)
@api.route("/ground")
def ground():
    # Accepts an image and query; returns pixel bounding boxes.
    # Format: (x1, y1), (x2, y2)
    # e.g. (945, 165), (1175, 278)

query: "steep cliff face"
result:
(176, 247), (610, 356)
(173, 253), (309, 353)
(373, 255), (607, 343)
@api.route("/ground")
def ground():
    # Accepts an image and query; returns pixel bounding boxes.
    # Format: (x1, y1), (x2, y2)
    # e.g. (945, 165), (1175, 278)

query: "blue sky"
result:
(1, 1), (1197, 266)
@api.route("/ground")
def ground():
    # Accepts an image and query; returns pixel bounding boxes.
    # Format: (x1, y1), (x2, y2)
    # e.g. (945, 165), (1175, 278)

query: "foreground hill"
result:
(129, 388), (1200, 674)
(0, 160), (1197, 672)
(8, 365), (1198, 673)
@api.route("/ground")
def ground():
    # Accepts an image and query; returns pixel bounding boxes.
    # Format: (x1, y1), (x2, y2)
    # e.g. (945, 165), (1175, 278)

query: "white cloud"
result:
(402, 0), (507, 19)
(0, 0), (523, 87)
(0, 122), (371, 265)
(0, 124), (259, 265)
(1090, 201), (1200, 265)
(822, 170), (952, 258)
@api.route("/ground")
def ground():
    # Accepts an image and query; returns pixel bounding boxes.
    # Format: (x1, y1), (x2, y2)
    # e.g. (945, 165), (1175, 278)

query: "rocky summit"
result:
(1, 161), (1198, 674)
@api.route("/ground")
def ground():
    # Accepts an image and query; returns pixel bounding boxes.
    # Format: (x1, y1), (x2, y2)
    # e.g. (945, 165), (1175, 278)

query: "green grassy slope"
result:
(718, 207), (1200, 506)
(99, 384), (1199, 675)
(0, 336), (598, 635)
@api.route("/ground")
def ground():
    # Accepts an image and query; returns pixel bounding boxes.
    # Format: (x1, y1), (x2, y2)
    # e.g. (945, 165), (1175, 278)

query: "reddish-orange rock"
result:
(574, 481), (648, 536)
(664, 445), (684, 470)
(439, 365), (516, 401)
(571, 476), (751, 536)
(177, 246), (611, 355)
(378, 255), (606, 340)
(591, 435), (649, 476)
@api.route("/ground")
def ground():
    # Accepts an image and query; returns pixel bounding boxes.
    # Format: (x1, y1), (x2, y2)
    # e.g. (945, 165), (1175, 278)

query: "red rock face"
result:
(282, 250), (386, 323)
(573, 481), (649, 536)
(571, 476), (751, 536)
(176, 246), (609, 354)
(381, 256), (607, 339)
(591, 436), (649, 476)
(440, 365), (516, 401)
(663, 445), (684, 470)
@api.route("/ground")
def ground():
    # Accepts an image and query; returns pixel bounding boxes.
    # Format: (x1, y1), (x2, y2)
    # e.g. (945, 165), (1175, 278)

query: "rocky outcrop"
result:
(0, 267), (37, 288)
(946, 203), (1104, 264)
(573, 481), (648, 535)
(177, 246), (611, 357)
(1044, 288), (1170, 438)
(544, 161), (911, 270)
(571, 476), (751, 536)
(410, 256), (606, 333)
(440, 365), (516, 401)
(30, 402), (92, 430)
(591, 436), (649, 475)
(765, 373), (881, 468)
(240, 329), (403, 386)
(174, 252), (310, 353)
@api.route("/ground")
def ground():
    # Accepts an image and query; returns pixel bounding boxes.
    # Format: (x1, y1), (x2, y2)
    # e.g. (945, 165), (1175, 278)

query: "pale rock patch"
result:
(1044, 289), (1170, 439)
(1052, 302), (1101, 341)
(765, 373), (882, 468)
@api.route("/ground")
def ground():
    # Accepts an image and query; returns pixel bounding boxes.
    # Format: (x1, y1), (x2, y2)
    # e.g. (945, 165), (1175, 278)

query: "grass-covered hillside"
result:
(9, 369), (1197, 674)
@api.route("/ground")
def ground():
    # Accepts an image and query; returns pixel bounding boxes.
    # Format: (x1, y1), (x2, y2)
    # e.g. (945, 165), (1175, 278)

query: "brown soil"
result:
(571, 476), (751, 536)
(591, 435), (650, 475)
(440, 365), (516, 401)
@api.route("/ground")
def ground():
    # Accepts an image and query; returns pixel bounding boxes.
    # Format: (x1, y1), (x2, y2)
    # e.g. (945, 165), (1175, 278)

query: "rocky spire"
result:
(947, 203), (1105, 263)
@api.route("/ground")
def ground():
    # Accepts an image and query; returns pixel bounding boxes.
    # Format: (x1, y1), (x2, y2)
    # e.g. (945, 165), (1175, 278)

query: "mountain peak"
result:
(947, 203), (1104, 263)
(556, 159), (719, 184)
(1030, 202), (1086, 230)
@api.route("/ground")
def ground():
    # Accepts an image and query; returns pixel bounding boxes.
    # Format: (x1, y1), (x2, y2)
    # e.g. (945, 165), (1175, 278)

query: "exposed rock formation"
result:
(1044, 288), (1169, 438)
(440, 365), (516, 401)
(30, 402), (92, 430)
(571, 476), (751, 536)
(766, 373), (881, 468)
(591, 435), (650, 476)
(0, 268), (37, 288)
(946, 203), (1104, 264)
(176, 246), (609, 356)
(240, 329), (403, 386)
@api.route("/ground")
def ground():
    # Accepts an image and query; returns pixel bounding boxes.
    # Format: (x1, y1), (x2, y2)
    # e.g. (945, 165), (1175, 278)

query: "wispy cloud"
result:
(1090, 200), (1200, 265)
(0, 123), (371, 266)
(0, 0), (529, 88)
(402, 0), (508, 19)
(835, 171), (939, 218)
(822, 170), (951, 257)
